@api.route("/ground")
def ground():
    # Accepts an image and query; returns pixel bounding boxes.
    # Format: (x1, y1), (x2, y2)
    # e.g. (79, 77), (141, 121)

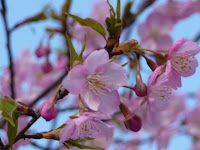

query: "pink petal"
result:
(96, 62), (127, 90)
(84, 49), (109, 73)
(98, 90), (120, 114)
(171, 55), (199, 77)
(169, 38), (184, 59)
(176, 40), (200, 55)
(81, 88), (100, 111)
(59, 120), (76, 143)
(62, 65), (88, 95)
(166, 61), (182, 89)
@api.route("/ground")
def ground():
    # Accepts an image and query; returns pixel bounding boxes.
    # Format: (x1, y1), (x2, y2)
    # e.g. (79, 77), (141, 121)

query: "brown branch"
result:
(28, 70), (68, 108)
(1, 0), (15, 99)
(194, 32), (200, 42)
(122, 0), (156, 29)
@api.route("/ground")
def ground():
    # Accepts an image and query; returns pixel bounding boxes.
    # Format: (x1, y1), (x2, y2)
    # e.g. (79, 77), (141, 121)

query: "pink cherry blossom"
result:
(73, 1), (109, 53)
(62, 49), (127, 114)
(138, 12), (173, 51)
(154, 1), (195, 23)
(59, 112), (113, 144)
(186, 106), (200, 138)
(168, 37), (200, 77)
(153, 127), (179, 150)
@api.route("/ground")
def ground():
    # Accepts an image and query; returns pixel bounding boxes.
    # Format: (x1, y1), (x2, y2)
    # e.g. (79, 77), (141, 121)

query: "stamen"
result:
(87, 73), (111, 95)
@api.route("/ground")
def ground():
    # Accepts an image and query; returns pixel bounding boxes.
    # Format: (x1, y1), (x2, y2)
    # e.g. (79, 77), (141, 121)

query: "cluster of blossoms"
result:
(1, 0), (200, 150)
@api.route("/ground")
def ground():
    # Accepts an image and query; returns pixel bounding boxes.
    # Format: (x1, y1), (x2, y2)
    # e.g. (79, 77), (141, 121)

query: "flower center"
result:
(87, 74), (111, 95)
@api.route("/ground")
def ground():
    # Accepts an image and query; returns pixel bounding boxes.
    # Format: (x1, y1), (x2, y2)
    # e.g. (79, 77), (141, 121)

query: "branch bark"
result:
(0, 0), (15, 99)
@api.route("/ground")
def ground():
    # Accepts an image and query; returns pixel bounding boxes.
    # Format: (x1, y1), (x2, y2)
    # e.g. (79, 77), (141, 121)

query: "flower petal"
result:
(62, 65), (88, 95)
(96, 62), (127, 90)
(84, 49), (109, 73)
(98, 90), (120, 114)
(81, 88), (100, 111)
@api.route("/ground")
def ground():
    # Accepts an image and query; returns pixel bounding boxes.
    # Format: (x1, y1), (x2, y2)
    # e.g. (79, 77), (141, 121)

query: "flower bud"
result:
(134, 72), (147, 97)
(42, 62), (53, 73)
(41, 102), (57, 121)
(35, 42), (49, 58)
(119, 102), (142, 132)
(124, 114), (142, 132)
(114, 39), (138, 53)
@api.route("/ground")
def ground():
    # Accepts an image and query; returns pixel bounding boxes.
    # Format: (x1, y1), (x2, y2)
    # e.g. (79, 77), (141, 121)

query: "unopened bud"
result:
(124, 114), (142, 132)
(42, 62), (53, 73)
(119, 102), (142, 132)
(146, 58), (158, 71)
(41, 102), (57, 121)
(114, 39), (138, 53)
(134, 72), (147, 97)
(35, 42), (49, 58)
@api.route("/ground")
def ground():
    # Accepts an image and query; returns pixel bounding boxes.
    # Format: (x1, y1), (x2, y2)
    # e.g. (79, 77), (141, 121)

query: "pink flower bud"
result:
(124, 114), (142, 132)
(41, 102), (57, 121)
(35, 42), (49, 58)
(134, 72), (147, 97)
(119, 102), (142, 132)
(42, 62), (53, 73)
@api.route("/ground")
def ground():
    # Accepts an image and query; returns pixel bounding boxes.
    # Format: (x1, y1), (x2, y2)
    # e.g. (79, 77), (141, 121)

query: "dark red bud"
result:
(124, 114), (142, 132)
(134, 73), (147, 97)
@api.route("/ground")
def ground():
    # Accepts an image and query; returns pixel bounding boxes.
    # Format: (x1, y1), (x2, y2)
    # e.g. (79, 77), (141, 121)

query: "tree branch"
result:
(28, 70), (68, 108)
(1, 0), (15, 99)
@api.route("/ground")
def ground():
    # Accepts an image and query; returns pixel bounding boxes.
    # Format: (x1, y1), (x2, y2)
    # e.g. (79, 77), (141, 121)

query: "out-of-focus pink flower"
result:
(59, 112), (113, 144)
(73, 1), (109, 53)
(190, 141), (200, 150)
(168, 37), (200, 77)
(62, 49), (127, 114)
(153, 127), (179, 150)
(154, 1), (195, 23)
(35, 42), (49, 58)
(41, 102), (57, 121)
(186, 106), (200, 138)
(138, 12), (173, 51)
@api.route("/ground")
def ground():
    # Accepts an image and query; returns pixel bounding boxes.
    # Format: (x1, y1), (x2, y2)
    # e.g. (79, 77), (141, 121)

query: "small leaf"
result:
(80, 34), (87, 59)
(7, 115), (18, 149)
(66, 34), (81, 68)
(65, 13), (106, 39)
(0, 97), (18, 126)
(117, 0), (121, 21)
(65, 140), (104, 150)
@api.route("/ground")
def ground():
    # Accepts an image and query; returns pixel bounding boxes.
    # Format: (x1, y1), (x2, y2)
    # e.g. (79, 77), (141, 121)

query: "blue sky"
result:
(1, 0), (200, 149)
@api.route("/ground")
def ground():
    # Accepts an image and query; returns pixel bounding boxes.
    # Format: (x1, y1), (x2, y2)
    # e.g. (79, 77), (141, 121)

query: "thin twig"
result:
(28, 70), (68, 108)
(1, 0), (15, 99)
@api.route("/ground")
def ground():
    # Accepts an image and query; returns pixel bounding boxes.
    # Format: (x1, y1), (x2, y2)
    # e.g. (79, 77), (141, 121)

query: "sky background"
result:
(1, 0), (200, 149)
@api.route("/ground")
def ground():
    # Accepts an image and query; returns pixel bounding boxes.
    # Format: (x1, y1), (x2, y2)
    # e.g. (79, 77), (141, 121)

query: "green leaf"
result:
(0, 97), (18, 126)
(80, 34), (87, 59)
(65, 140), (104, 150)
(65, 13), (106, 39)
(117, 0), (121, 21)
(66, 34), (81, 68)
(7, 115), (18, 149)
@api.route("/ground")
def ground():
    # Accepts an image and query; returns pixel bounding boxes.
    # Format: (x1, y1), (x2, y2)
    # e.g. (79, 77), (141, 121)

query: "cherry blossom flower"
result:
(62, 49), (127, 114)
(186, 106), (200, 138)
(73, 1), (109, 53)
(138, 12), (173, 51)
(59, 112), (113, 144)
(168, 37), (200, 77)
